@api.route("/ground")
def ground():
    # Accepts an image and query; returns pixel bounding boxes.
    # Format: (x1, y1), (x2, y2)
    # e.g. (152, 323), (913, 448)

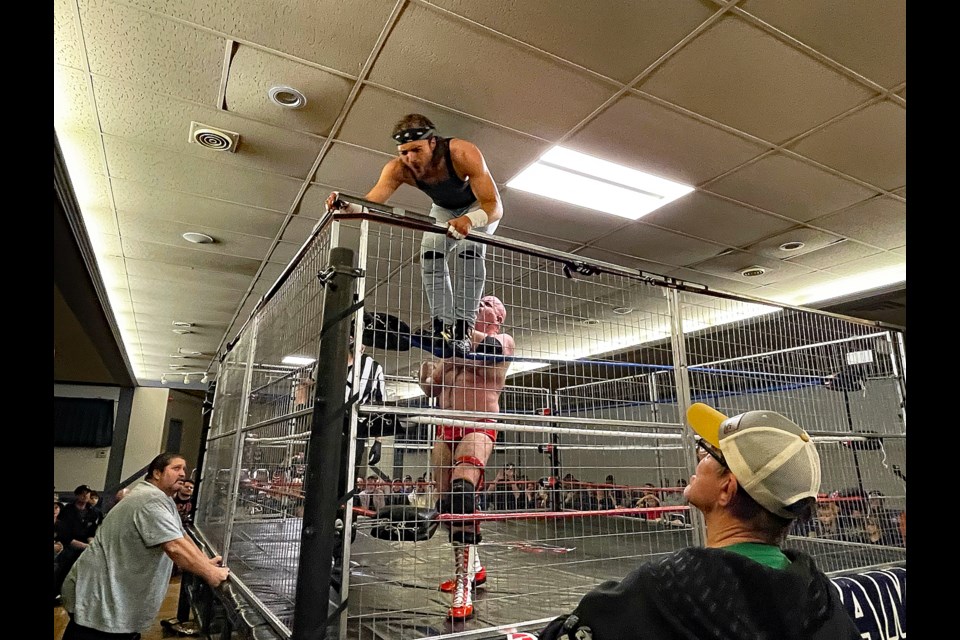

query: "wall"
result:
(54, 384), (120, 492)
(163, 390), (205, 475)
(120, 387), (170, 481)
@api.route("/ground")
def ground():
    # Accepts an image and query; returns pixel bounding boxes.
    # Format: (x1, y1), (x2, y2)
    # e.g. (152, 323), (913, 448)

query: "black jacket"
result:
(540, 547), (859, 640)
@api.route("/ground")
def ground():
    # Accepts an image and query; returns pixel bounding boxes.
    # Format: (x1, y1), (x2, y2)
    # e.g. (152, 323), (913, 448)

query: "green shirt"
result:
(723, 542), (791, 569)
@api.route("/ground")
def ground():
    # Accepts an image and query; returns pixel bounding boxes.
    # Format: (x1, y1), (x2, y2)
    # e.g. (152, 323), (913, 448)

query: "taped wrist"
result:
(450, 478), (476, 515)
(465, 210), (489, 228)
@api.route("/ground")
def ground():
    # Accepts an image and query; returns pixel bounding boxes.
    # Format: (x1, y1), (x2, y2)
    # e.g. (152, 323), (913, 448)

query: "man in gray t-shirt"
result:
(62, 453), (229, 638)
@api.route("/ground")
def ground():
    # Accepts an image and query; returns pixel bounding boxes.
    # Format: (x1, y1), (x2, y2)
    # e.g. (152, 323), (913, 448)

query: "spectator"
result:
(487, 463), (518, 510)
(604, 474), (626, 508)
(355, 477), (370, 511)
(635, 483), (662, 521)
(61, 453), (229, 638)
(539, 404), (859, 640)
(595, 487), (615, 511)
(54, 501), (65, 604)
(55, 485), (100, 597)
(866, 490), (902, 543)
(662, 479), (688, 506)
(518, 475), (537, 509)
(173, 479), (195, 525)
(114, 487), (130, 503)
(859, 516), (902, 547)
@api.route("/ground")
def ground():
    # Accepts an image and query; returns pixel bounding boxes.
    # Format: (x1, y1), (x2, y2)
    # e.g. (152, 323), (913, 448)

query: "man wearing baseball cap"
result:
(539, 403), (860, 640)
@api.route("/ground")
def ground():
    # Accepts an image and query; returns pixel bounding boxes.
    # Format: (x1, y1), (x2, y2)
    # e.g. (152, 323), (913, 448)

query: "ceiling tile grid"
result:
(53, 0), (906, 386)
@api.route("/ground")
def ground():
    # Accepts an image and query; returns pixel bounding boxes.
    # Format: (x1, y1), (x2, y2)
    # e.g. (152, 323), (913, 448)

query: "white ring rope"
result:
(403, 416), (681, 439)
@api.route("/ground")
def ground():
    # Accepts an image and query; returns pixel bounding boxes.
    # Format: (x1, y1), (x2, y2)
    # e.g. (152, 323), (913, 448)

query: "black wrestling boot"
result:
(414, 317), (456, 358)
(447, 319), (474, 358)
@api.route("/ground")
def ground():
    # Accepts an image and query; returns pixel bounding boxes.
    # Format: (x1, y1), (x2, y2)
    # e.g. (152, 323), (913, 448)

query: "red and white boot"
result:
(447, 543), (476, 620)
(440, 546), (484, 592)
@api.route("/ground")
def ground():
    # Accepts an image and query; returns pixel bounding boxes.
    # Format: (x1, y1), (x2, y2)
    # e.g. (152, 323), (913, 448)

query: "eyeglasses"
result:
(695, 437), (728, 468)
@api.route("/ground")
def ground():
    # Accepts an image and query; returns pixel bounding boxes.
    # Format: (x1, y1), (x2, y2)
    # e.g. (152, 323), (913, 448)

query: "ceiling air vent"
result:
(189, 122), (240, 152)
(739, 265), (767, 278)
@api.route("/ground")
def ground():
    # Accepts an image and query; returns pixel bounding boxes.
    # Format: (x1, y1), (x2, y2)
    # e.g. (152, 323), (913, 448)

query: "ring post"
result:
(292, 247), (358, 640)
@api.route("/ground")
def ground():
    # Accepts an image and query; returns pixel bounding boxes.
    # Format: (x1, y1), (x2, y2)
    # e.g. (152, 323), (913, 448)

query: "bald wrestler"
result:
(418, 295), (514, 620)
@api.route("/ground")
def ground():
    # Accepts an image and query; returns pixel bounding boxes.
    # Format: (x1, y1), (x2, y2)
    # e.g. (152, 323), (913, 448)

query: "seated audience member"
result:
(355, 477), (370, 510)
(518, 475), (537, 509)
(604, 475), (626, 508)
(662, 479), (688, 506)
(859, 516), (903, 547)
(595, 488), (615, 511)
(539, 404), (860, 640)
(173, 479), (195, 525)
(54, 501), (64, 603)
(635, 483), (662, 520)
(487, 463), (518, 510)
(866, 490), (902, 543)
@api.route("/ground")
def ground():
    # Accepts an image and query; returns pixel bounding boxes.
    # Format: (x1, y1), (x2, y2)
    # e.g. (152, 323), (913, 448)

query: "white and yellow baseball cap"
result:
(686, 403), (821, 519)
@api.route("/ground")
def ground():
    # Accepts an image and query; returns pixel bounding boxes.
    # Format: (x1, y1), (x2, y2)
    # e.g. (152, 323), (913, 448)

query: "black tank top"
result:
(414, 137), (478, 210)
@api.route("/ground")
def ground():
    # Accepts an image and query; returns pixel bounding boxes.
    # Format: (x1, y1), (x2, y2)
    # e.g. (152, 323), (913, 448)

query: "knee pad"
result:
(454, 456), (486, 492)
(458, 249), (480, 260)
(450, 478), (476, 515)
(422, 251), (445, 261)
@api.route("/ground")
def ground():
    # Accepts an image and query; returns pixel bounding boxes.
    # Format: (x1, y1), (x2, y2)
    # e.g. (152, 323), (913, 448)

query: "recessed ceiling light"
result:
(779, 241), (805, 252)
(507, 146), (693, 220)
(613, 307), (634, 315)
(268, 85), (307, 109)
(172, 321), (194, 327)
(172, 329), (194, 335)
(282, 355), (316, 366)
(739, 266), (767, 278)
(580, 318), (600, 326)
(182, 232), (214, 244)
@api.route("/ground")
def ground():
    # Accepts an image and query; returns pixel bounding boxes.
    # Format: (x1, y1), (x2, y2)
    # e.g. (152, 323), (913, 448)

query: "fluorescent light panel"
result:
(507, 146), (694, 220)
(282, 355), (316, 366)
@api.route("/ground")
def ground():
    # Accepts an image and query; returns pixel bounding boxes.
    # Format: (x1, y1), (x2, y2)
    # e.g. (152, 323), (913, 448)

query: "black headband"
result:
(392, 127), (435, 144)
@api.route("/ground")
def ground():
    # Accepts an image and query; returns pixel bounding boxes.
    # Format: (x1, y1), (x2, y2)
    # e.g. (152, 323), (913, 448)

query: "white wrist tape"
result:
(447, 224), (466, 240)
(465, 209), (489, 228)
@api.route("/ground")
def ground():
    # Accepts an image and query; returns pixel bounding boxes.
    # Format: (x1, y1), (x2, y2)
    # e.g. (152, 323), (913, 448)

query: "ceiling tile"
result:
(812, 197), (905, 250)
(789, 101), (905, 190)
(120, 238), (263, 277)
(338, 85), (551, 181)
(127, 275), (244, 306)
(569, 92), (769, 186)
(638, 15), (874, 142)
(102, 137), (306, 211)
(54, 0), (85, 68)
(128, 0), (394, 76)
(93, 76), (325, 179)
(571, 246), (672, 274)
(54, 65), (98, 134)
(783, 239), (880, 271)
(116, 214), (278, 261)
(224, 46), (355, 137)
(663, 266), (763, 295)
(824, 251), (905, 277)
(111, 180), (289, 239)
(71, 172), (115, 233)
(123, 258), (253, 291)
(643, 192), (793, 248)
(78, 0), (226, 104)
(58, 132), (106, 190)
(495, 227), (582, 254)
(689, 248), (815, 286)
(742, 227), (845, 261)
(428, 0), (717, 84)
(892, 246), (905, 257)
(740, 0), (906, 88)
(499, 190), (626, 244)
(591, 224), (727, 267)
(706, 153), (877, 222)
(368, 2), (617, 140)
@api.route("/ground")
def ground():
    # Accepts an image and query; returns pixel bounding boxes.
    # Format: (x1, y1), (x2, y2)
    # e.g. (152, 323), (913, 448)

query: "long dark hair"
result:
(145, 452), (185, 481)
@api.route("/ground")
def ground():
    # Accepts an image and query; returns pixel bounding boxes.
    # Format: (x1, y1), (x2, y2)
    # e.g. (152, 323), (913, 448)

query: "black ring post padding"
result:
(292, 247), (358, 640)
